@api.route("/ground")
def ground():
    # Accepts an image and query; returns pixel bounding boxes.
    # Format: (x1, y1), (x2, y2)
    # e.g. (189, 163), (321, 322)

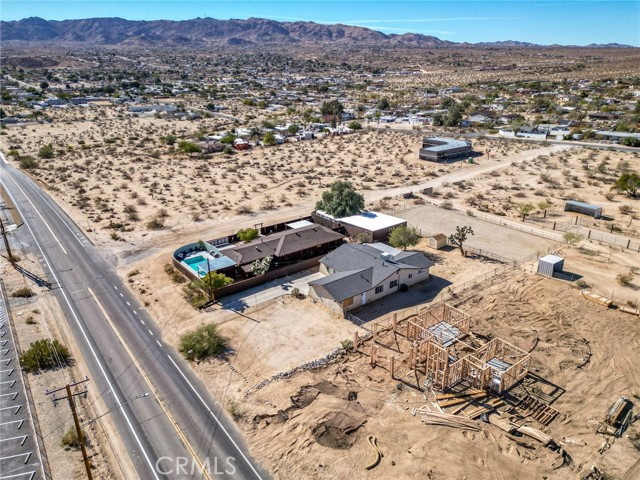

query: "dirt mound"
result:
(290, 386), (320, 408)
(312, 411), (366, 450)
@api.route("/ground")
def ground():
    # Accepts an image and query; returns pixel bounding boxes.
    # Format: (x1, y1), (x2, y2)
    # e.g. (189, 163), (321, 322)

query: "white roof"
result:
(539, 254), (564, 264)
(335, 211), (406, 231)
(286, 220), (314, 229)
(366, 243), (402, 256)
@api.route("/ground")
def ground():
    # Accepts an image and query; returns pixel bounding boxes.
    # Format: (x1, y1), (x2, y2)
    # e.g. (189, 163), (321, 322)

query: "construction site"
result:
(231, 271), (640, 480)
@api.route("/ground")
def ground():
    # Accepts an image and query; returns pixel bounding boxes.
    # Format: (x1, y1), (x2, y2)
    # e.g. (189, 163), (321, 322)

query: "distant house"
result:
(308, 243), (433, 314)
(419, 137), (473, 162)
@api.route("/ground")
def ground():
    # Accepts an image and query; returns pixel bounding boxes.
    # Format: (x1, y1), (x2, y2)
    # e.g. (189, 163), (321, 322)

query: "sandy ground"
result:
(225, 270), (640, 480)
(433, 146), (640, 228)
(0, 108), (538, 247)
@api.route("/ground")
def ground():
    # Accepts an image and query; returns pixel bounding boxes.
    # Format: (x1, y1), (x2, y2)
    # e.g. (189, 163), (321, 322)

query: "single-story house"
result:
(313, 210), (407, 242)
(308, 243), (433, 314)
(224, 224), (345, 274)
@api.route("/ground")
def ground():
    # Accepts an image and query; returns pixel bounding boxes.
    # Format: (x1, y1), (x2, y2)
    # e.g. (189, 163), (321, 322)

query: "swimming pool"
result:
(184, 255), (210, 276)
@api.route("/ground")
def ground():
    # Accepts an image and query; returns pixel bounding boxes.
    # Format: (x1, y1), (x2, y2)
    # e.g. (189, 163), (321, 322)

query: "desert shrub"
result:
(61, 426), (87, 449)
(340, 339), (354, 350)
(441, 200), (453, 210)
(236, 205), (253, 215)
(563, 232), (584, 246)
(619, 204), (633, 215)
(179, 324), (228, 361)
(12, 287), (34, 298)
(617, 271), (634, 287)
(146, 217), (165, 230)
(37, 144), (54, 159)
(20, 339), (72, 373)
(19, 155), (39, 169)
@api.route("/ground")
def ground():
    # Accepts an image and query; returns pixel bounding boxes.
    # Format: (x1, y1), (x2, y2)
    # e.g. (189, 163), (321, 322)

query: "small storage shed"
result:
(428, 234), (448, 250)
(564, 200), (602, 219)
(537, 254), (564, 277)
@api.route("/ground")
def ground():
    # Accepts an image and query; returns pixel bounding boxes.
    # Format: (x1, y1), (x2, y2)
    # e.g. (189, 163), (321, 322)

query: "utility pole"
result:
(46, 378), (93, 480)
(0, 217), (14, 263)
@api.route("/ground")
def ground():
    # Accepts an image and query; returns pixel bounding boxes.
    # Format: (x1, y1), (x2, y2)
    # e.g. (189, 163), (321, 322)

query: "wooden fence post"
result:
(390, 356), (395, 379)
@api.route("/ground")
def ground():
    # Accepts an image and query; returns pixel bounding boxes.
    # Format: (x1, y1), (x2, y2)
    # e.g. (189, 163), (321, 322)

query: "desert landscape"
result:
(1, 9), (639, 480)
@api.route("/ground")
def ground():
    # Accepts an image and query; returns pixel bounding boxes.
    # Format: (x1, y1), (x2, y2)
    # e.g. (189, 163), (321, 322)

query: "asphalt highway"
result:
(0, 156), (268, 480)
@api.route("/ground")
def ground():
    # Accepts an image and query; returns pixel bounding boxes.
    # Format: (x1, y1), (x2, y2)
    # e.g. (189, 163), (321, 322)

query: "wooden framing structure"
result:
(365, 302), (530, 394)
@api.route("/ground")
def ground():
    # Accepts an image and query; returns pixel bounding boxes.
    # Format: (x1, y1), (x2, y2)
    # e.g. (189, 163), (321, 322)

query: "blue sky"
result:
(2, 1), (639, 46)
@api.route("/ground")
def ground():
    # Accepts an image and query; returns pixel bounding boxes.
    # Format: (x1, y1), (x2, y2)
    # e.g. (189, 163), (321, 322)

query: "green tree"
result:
(179, 324), (228, 361)
(448, 226), (474, 256)
(612, 172), (640, 198)
(376, 97), (390, 111)
(177, 140), (201, 157)
(37, 144), (54, 159)
(315, 181), (365, 217)
(39, 81), (49, 90)
(320, 99), (344, 127)
(198, 271), (233, 301)
(237, 228), (259, 242)
(220, 132), (235, 145)
(514, 202), (536, 221)
(347, 120), (362, 131)
(249, 127), (262, 142)
(287, 124), (301, 135)
(388, 226), (421, 250)
(263, 131), (277, 146)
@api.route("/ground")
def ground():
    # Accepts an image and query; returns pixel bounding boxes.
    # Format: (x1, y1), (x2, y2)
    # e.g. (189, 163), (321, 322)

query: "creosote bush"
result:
(179, 324), (228, 361)
(20, 339), (72, 373)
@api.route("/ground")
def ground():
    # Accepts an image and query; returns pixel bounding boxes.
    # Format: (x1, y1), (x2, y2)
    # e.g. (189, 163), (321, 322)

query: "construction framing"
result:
(356, 303), (530, 394)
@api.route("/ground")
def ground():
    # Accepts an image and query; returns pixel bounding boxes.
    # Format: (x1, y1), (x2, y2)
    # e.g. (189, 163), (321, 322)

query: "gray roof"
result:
(310, 243), (434, 301)
(309, 268), (373, 302)
(226, 224), (344, 265)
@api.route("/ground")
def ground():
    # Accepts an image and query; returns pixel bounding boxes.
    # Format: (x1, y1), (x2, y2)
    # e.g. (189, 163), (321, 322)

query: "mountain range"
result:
(0, 17), (634, 48)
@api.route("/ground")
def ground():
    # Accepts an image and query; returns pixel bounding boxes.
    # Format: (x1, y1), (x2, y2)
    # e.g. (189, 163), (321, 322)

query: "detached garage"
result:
(537, 255), (564, 277)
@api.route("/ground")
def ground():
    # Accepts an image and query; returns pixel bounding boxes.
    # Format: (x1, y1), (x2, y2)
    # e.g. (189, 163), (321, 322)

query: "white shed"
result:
(537, 255), (564, 277)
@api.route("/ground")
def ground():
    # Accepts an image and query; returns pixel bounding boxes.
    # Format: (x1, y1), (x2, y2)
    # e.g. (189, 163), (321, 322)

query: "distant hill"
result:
(0, 17), (452, 47)
(0, 17), (635, 48)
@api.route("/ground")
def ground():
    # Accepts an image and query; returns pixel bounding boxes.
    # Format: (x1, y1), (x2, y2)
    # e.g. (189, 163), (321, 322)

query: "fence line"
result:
(347, 242), (563, 329)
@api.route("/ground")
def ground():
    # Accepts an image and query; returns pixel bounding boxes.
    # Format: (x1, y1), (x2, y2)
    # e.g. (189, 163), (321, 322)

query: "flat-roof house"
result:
(419, 137), (473, 162)
(309, 243), (433, 314)
(314, 210), (407, 242)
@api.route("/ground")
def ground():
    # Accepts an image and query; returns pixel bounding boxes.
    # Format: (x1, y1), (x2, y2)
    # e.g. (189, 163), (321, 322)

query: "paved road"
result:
(0, 158), (268, 479)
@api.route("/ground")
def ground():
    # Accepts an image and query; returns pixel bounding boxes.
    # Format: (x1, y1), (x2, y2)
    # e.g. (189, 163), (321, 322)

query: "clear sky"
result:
(2, 0), (639, 46)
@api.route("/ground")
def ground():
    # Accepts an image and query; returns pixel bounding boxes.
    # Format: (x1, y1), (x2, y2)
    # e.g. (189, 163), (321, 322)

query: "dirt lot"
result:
(0, 109), (538, 246)
(227, 270), (640, 480)
(434, 146), (640, 228)
(398, 203), (560, 260)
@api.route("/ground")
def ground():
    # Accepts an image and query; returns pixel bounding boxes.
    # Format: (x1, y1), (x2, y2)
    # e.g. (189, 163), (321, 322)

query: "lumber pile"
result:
(580, 290), (613, 308)
(420, 411), (481, 431)
(516, 394), (559, 426)
(464, 397), (505, 420)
